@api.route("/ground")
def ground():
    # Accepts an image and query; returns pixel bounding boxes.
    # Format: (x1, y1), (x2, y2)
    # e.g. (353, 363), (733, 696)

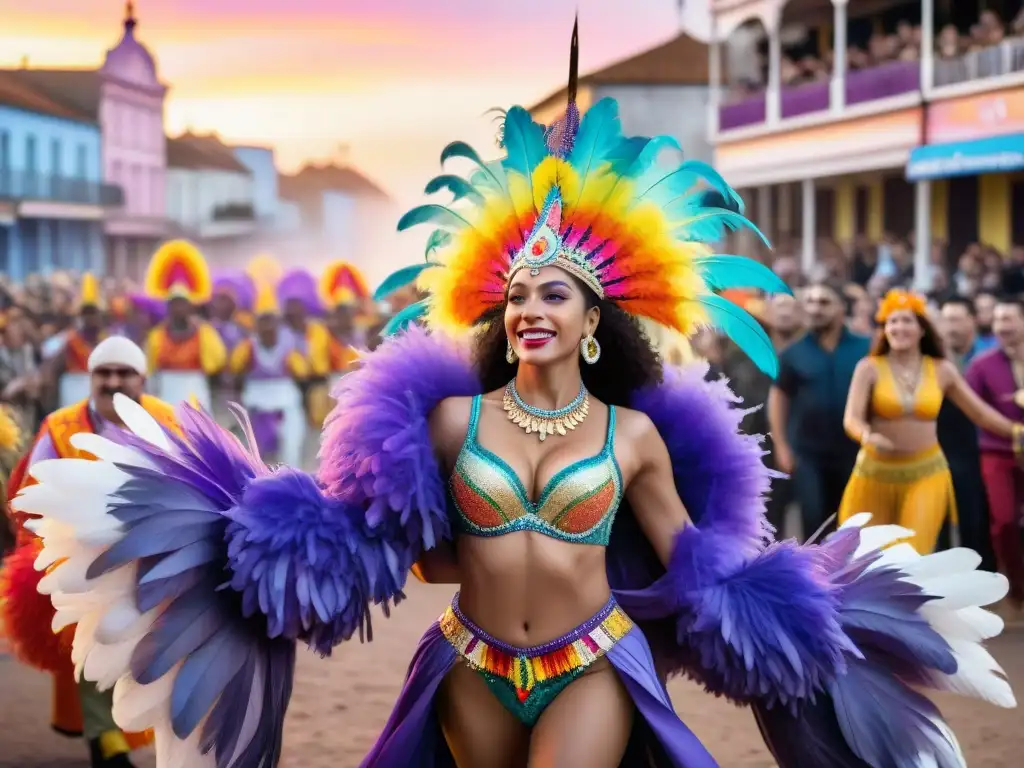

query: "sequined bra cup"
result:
(449, 396), (623, 545)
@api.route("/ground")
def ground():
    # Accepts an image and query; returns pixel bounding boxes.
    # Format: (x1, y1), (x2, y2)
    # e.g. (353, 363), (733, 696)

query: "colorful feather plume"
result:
(79, 272), (103, 309)
(318, 261), (371, 308)
(386, 31), (785, 375)
(145, 240), (212, 304)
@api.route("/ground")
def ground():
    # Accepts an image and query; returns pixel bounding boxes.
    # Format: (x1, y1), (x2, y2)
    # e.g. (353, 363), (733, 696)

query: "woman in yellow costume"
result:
(840, 288), (1024, 552)
(143, 240), (227, 408)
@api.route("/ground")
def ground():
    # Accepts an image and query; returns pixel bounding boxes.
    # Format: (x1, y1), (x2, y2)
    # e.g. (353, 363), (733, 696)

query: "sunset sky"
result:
(2, 0), (703, 205)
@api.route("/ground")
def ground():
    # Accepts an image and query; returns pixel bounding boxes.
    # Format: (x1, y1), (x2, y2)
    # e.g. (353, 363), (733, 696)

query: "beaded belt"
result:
(438, 594), (633, 724)
(854, 445), (949, 484)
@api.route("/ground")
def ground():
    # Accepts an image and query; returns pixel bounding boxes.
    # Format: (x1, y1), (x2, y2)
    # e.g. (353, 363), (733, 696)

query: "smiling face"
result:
(504, 266), (600, 368)
(884, 309), (924, 352)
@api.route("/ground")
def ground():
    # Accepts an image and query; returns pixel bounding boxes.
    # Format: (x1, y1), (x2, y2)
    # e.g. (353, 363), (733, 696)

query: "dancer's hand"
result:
(865, 432), (895, 452)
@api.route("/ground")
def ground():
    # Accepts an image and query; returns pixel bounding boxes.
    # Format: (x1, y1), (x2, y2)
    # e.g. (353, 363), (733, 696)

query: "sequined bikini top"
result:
(448, 395), (623, 545)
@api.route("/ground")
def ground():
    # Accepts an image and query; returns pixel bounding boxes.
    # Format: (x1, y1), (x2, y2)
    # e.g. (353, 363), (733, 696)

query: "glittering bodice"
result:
(448, 395), (623, 545)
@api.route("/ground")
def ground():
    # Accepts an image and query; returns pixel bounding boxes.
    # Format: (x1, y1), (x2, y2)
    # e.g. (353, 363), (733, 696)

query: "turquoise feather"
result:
(397, 204), (471, 233)
(440, 141), (504, 189)
(568, 98), (621, 186)
(672, 209), (770, 246)
(605, 136), (649, 177)
(699, 293), (778, 378)
(695, 255), (792, 295)
(382, 299), (429, 336)
(635, 161), (740, 209)
(621, 135), (682, 179)
(424, 229), (452, 257)
(424, 174), (485, 204)
(373, 263), (435, 302)
(500, 107), (547, 180)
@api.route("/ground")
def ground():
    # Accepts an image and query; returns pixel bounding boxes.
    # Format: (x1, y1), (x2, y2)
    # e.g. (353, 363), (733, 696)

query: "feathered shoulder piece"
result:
(145, 240), (212, 304)
(381, 22), (789, 376)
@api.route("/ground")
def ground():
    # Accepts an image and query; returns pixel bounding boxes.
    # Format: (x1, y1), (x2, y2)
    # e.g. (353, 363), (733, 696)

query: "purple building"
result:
(1, 2), (168, 280)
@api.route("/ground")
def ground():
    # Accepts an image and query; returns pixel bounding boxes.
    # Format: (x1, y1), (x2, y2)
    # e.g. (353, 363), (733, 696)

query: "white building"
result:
(165, 133), (256, 243)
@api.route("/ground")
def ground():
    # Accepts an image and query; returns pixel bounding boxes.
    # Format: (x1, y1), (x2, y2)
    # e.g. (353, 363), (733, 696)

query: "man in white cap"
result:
(0, 335), (179, 768)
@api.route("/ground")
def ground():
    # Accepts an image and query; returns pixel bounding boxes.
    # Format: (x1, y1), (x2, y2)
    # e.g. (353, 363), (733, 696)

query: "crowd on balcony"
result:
(726, 7), (1024, 104)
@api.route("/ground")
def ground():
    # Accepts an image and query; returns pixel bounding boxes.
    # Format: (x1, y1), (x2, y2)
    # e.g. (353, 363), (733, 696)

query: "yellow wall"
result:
(833, 179), (855, 242)
(867, 179), (884, 240)
(978, 173), (1011, 253)
(931, 180), (948, 242)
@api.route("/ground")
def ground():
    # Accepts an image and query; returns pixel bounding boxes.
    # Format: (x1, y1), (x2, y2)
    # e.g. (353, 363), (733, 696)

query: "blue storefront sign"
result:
(906, 133), (1024, 181)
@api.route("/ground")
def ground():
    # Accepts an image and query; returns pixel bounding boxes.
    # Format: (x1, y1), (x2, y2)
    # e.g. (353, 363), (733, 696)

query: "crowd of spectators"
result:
(727, 7), (1024, 102)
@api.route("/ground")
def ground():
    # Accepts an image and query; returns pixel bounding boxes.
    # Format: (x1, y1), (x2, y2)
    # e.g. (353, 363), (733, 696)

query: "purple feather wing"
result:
(319, 325), (480, 562)
(23, 394), (413, 768)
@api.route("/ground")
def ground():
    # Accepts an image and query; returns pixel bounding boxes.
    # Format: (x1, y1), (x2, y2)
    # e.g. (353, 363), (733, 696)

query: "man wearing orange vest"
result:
(0, 336), (179, 768)
(46, 273), (109, 408)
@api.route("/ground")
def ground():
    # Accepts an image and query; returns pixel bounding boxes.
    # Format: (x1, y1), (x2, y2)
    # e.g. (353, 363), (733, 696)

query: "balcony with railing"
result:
(0, 170), (124, 207)
(712, 0), (1024, 137)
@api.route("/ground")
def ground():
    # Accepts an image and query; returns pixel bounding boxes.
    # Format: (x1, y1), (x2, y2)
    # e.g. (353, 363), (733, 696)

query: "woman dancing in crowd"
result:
(12, 24), (1016, 768)
(839, 288), (1024, 553)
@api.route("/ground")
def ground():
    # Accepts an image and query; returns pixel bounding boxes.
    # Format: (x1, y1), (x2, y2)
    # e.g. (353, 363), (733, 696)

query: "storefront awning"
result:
(906, 133), (1024, 181)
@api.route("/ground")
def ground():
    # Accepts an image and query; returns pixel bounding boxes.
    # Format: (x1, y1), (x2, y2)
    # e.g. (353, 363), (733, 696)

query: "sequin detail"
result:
(448, 396), (623, 545)
(439, 594), (633, 725)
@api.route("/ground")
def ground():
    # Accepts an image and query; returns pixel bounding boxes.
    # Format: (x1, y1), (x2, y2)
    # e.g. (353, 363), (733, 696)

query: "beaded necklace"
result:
(502, 379), (589, 442)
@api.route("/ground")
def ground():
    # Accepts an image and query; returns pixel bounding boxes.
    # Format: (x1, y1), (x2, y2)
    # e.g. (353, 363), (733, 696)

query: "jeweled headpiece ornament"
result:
(378, 17), (788, 375)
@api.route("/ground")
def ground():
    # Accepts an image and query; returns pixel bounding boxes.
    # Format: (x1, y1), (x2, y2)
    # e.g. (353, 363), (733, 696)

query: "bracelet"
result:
(1013, 424), (1024, 457)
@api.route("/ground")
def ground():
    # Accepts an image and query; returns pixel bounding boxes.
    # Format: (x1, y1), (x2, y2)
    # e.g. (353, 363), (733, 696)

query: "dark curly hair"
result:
(473, 278), (664, 407)
(870, 312), (946, 359)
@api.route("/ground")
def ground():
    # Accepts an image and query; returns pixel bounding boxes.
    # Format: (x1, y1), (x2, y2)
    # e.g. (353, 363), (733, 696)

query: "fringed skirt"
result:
(360, 594), (719, 767)
(837, 443), (957, 554)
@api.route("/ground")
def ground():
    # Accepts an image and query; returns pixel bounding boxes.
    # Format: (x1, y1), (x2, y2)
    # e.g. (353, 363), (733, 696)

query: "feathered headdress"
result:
(79, 272), (103, 310)
(276, 269), (322, 316)
(254, 282), (280, 317)
(145, 240), (212, 304)
(213, 271), (257, 313)
(320, 261), (370, 307)
(246, 254), (283, 292)
(876, 288), (927, 323)
(380, 18), (787, 375)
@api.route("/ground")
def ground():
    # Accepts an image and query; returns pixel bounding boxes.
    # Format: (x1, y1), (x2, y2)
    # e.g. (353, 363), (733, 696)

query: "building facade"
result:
(0, 3), (168, 281)
(0, 73), (121, 281)
(708, 0), (1024, 279)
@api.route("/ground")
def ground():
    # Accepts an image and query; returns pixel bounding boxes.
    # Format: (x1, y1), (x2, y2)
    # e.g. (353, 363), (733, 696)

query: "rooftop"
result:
(166, 133), (252, 173)
(0, 70), (96, 123)
(529, 31), (713, 114)
(279, 163), (390, 202)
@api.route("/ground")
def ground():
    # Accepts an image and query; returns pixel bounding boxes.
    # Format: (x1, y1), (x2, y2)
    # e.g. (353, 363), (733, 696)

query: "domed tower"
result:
(99, 1), (169, 280)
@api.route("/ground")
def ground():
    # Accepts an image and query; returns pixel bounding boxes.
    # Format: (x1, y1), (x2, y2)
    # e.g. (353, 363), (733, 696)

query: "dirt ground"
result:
(2, 577), (1022, 768)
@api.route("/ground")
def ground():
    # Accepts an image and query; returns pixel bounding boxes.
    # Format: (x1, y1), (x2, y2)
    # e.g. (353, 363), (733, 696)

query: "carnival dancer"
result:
(229, 284), (309, 467)
(11, 26), (1017, 768)
(277, 268), (330, 375)
(143, 240), (227, 409)
(209, 272), (254, 354)
(49, 274), (108, 408)
(839, 289), (1023, 554)
(966, 296), (1024, 618)
(318, 261), (366, 403)
(0, 336), (179, 768)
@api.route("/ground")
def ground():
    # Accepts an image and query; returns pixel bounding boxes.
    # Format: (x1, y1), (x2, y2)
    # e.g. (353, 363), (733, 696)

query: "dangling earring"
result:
(580, 334), (601, 364)
(506, 340), (517, 364)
